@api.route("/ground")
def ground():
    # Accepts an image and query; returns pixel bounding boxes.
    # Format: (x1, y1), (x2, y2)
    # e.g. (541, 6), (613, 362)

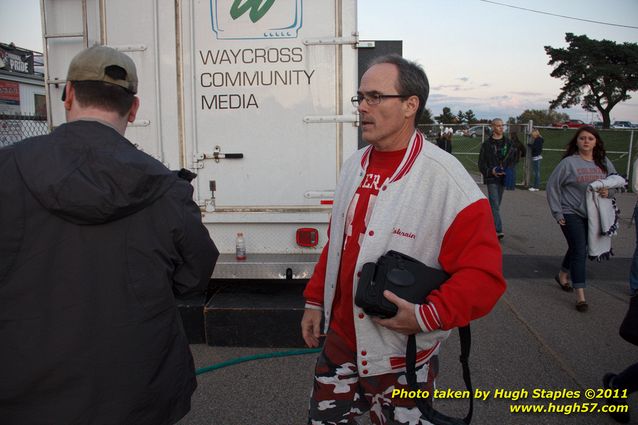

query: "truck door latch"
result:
(193, 145), (244, 168)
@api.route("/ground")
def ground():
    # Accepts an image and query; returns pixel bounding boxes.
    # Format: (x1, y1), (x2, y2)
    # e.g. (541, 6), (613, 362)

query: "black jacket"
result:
(0, 120), (218, 425)
(527, 136), (544, 157)
(436, 136), (452, 154)
(478, 136), (517, 184)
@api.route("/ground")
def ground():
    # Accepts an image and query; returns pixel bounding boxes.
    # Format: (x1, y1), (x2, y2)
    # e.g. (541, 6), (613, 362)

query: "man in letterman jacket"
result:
(301, 55), (506, 424)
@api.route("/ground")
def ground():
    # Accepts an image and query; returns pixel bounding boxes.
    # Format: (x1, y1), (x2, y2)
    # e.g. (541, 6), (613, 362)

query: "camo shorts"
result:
(308, 331), (437, 425)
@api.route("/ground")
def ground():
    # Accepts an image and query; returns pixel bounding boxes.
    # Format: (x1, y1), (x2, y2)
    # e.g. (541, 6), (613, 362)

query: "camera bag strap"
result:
(405, 325), (473, 425)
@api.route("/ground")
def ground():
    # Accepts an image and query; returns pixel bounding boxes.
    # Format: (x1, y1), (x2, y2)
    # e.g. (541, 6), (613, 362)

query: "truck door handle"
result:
(211, 145), (242, 162)
(213, 152), (243, 160)
(194, 148), (244, 164)
(213, 152), (244, 159)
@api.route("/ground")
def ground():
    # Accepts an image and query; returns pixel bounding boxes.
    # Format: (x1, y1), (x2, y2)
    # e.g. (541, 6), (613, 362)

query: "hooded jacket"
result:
(0, 120), (218, 425)
(478, 135), (517, 184)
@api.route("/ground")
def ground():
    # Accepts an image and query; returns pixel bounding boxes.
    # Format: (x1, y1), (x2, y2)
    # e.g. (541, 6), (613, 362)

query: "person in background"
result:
(478, 118), (517, 239)
(528, 128), (544, 191)
(436, 128), (453, 153)
(300, 54), (505, 424)
(546, 126), (622, 312)
(0, 45), (218, 425)
(505, 132), (524, 191)
(602, 359), (638, 423)
(603, 223), (638, 424)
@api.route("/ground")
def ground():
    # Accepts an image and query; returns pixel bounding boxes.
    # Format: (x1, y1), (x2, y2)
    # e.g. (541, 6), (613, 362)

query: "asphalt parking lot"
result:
(177, 187), (637, 425)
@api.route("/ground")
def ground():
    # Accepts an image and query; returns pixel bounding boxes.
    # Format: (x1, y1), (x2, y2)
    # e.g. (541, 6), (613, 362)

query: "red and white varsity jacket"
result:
(304, 131), (506, 376)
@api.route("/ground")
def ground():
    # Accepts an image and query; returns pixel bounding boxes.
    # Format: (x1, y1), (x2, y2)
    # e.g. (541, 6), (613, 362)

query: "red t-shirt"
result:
(304, 144), (506, 348)
(329, 148), (406, 350)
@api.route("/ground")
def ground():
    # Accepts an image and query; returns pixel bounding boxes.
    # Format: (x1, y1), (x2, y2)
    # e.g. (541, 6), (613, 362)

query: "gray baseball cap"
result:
(65, 45), (138, 94)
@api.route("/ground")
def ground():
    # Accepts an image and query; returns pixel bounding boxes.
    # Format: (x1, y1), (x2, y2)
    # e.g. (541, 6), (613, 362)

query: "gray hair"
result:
(368, 54), (429, 126)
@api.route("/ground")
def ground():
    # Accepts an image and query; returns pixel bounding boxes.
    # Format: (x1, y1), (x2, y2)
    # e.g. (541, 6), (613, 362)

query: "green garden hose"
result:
(195, 348), (322, 376)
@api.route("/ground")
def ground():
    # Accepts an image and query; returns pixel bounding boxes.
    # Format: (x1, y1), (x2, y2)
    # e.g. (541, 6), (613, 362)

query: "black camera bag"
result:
(355, 250), (449, 318)
(355, 250), (473, 425)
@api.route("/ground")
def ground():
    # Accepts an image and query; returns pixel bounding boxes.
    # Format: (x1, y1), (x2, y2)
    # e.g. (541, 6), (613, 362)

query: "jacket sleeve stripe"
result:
(417, 303), (442, 332)
(305, 301), (323, 310)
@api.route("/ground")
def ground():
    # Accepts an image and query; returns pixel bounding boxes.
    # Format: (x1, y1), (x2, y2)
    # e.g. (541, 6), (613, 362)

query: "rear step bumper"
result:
(212, 253), (321, 280)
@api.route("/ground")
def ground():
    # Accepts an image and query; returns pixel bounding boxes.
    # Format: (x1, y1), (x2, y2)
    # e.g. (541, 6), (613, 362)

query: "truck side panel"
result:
(42, 0), (359, 275)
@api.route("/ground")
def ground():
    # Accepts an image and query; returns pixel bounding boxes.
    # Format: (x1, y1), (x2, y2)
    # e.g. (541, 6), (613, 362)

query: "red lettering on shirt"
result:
(575, 165), (607, 184)
(331, 148), (406, 351)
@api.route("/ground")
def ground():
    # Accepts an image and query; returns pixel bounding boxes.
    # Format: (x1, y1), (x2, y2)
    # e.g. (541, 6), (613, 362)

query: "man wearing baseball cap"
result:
(0, 45), (218, 425)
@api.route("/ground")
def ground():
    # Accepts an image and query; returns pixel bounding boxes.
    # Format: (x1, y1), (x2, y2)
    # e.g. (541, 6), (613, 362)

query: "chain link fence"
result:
(0, 113), (49, 148)
(531, 127), (636, 189)
(418, 123), (531, 184)
(417, 123), (637, 190)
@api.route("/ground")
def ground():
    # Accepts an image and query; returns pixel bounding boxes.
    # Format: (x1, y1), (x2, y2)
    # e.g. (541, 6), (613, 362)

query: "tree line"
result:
(419, 33), (638, 128)
(419, 107), (487, 125)
(419, 107), (568, 127)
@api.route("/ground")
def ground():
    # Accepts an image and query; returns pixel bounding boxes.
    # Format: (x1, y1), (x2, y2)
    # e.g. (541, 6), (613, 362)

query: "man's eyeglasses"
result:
(351, 93), (410, 107)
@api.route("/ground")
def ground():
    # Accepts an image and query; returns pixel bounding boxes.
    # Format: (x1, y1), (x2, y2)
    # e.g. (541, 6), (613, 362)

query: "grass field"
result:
(419, 127), (638, 190)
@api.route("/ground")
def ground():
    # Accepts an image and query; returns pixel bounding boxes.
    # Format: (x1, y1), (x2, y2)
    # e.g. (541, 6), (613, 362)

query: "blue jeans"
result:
(532, 159), (541, 189)
(487, 182), (504, 233)
(560, 214), (588, 289)
(629, 205), (638, 294)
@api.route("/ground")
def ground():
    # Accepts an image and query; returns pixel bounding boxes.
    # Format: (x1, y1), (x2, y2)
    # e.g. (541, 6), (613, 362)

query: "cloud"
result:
(432, 84), (461, 91)
(432, 83), (476, 92)
(426, 92), (555, 119)
(457, 77), (470, 82)
(425, 91), (619, 121)
(511, 91), (544, 97)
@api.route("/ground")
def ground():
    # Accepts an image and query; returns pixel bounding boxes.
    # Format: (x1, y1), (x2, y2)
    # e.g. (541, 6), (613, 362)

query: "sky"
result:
(1, 0), (637, 122)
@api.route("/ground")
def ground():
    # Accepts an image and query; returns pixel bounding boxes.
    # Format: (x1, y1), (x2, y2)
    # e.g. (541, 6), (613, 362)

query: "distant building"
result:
(0, 42), (47, 147)
(0, 42), (45, 116)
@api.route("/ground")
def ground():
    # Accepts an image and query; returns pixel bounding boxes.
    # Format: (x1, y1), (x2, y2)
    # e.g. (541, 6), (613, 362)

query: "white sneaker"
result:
(528, 187), (539, 192)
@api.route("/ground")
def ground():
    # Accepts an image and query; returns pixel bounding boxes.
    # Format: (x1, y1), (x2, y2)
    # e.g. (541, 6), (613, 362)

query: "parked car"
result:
(464, 125), (488, 138)
(591, 121), (603, 128)
(552, 119), (586, 129)
(611, 121), (634, 129)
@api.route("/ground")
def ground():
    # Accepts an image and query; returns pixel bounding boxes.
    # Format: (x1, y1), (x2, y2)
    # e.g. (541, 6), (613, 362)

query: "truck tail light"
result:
(296, 228), (319, 247)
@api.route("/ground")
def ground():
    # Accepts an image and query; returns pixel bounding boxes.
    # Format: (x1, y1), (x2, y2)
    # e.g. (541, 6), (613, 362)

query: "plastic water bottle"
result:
(235, 232), (246, 261)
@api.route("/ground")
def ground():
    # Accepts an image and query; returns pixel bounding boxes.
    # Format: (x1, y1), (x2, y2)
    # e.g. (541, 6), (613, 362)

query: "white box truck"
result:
(40, 0), (361, 281)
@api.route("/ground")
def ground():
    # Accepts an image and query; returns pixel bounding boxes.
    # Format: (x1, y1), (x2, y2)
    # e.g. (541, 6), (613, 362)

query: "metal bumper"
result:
(211, 253), (321, 280)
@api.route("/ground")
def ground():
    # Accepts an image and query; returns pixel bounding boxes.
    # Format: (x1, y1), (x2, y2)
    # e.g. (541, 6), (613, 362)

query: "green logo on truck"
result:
(230, 0), (275, 23)
(211, 0), (303, 39)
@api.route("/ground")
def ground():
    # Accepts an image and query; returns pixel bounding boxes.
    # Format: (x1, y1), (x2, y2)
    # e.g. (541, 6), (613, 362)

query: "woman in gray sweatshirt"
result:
(546, 126), (616, 312)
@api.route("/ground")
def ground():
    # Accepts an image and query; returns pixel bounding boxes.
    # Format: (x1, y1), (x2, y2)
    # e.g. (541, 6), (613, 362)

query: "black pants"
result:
(614, 362), (638, 394)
